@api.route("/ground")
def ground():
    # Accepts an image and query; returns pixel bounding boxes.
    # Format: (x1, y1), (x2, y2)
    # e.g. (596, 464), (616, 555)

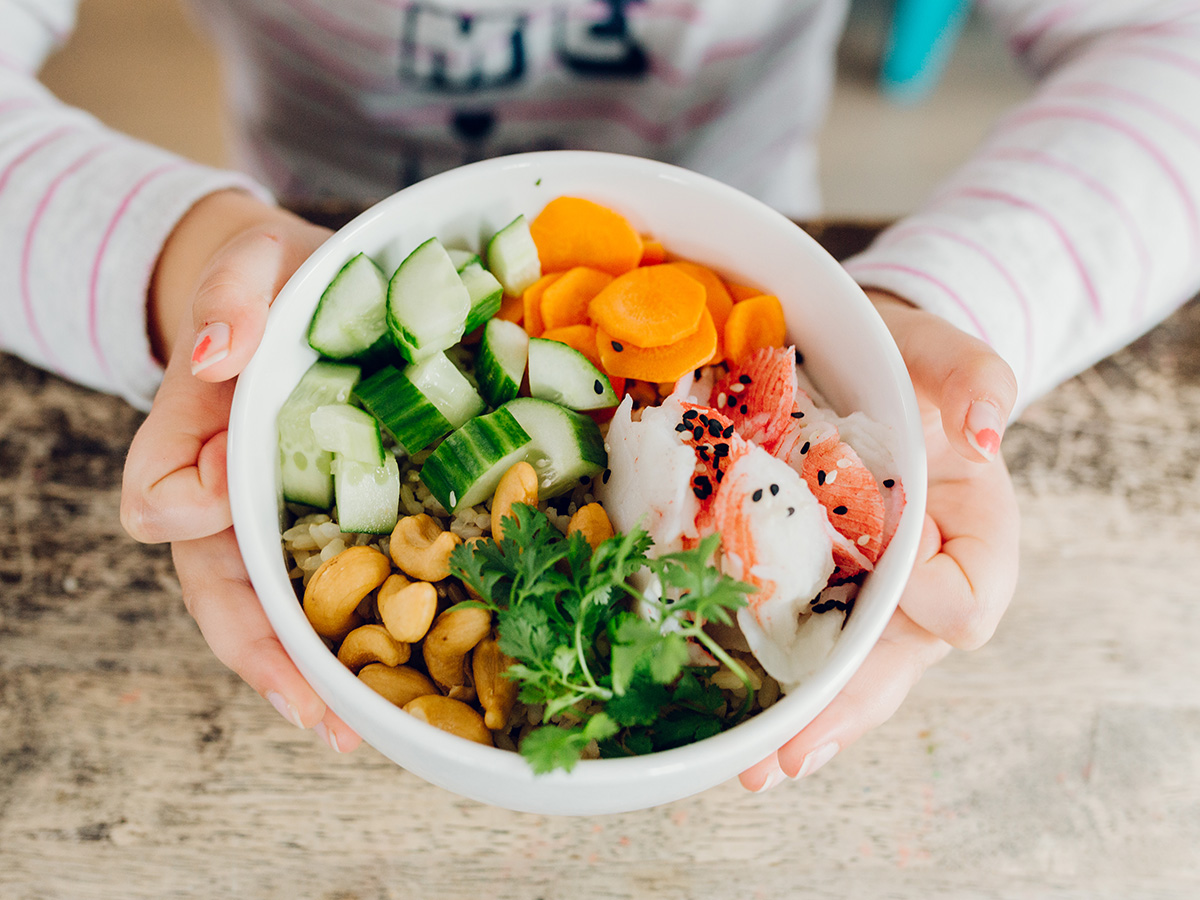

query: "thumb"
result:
(188, 218), (330, 382)
(868, 290), (1019, 462)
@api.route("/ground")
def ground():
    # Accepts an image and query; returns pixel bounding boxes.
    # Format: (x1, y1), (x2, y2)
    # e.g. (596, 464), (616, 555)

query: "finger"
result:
(120, 345), (235, 543)
(316, 708), (363, 754)
(190, 221), (329, 382)
(172, 529), (330, 730)
(873, 295), (1019, 463)
(771, 611), (950, 780)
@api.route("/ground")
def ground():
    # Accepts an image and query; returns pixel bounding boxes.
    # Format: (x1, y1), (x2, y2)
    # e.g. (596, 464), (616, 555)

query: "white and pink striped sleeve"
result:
(843, 0), (1200, 410)
(0, 0), (271, 410)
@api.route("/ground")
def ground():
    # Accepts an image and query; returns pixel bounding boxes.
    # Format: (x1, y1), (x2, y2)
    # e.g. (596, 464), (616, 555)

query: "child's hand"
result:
(740, 290), (1021, 791)
(121, 191), (360, 751)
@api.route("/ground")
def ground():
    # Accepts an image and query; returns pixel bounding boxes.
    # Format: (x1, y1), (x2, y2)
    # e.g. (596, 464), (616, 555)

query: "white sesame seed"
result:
(729, 383), (745, 393)
(717, 392), (727, 407)
(857, 534), (871, 546)
(449, 491), (457, 508)
(826, 469), (838, 484)
(837, 457), (853, 468)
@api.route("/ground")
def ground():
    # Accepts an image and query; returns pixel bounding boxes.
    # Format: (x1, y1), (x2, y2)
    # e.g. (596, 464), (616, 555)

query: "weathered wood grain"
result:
(2, 265), (1197, 900)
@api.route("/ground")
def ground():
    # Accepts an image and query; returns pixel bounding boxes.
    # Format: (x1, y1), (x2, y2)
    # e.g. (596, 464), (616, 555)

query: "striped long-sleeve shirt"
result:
(2, 0), (1198, 412)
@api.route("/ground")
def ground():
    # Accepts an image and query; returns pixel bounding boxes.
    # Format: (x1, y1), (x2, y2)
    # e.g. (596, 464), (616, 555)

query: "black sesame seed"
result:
(611, 340), (624, 352)
(602, 468), (611, 484)
(752, 488), (763, 502)
(770, 483), (779, 496)
(883, 478), (895, 488)
(723, 425), (734, 438)
(714, 443), (729, 457)
(791, 410), (805, 419)
(697, 445), (710, 458)
(675, 423), (690, 433)
(833, 505), (848, 515)
(795, 350), (805, 364)
(738, 374), (752, 384)
(715, 470), (724, 482)
(817, 469), (826, 486)
(800, 441), (810, 455)
(593, 379), (604, 395)
(695, 475), (712, 490)
(707, 419), (722, 437)
(739, 404), (749, 415)
(694, 369), (703, 380)
(787, 507), (795, 516)
(693, 426), (704, 441)
(683, 409), (698, 421)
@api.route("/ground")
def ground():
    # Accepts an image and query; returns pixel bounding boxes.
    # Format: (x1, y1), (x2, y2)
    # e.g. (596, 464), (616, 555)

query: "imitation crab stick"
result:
(539, 266), (613, 331)
(587, 264), (707, 348)
(723, 293), (786, 365)
(596, 306), (717, 383)
(529, 196), (644, 277)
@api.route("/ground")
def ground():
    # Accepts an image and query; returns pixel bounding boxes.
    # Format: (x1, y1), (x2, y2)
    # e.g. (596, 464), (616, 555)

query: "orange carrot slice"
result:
(728, 283), (764, 303)
(530, 197), (644, 277)
(522, 272), (560, 338)
(496, 292), (524, 324)
(724, 294), (786, 365)
(587, 265), (706, 348)
(596, 307), (717, 384)
(639, 239), (667, 266)
(665, 260), (733, 362)
(540, 266), (613, 331)
(541, 323), (602, 367)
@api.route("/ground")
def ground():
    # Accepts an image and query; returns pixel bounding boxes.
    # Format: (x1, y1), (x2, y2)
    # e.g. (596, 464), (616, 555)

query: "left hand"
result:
(739, 290), (1021, 791)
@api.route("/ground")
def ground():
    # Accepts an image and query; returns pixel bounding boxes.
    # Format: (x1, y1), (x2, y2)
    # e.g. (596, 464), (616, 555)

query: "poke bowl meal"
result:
(227, 151), (926, 815)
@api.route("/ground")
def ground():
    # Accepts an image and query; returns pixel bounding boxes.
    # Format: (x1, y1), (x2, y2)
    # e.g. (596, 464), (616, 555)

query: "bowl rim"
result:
(228, 150), (927, 803)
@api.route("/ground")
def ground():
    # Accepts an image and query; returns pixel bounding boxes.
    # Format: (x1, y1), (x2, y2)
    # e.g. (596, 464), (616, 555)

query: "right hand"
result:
(120, 191), (360, 752)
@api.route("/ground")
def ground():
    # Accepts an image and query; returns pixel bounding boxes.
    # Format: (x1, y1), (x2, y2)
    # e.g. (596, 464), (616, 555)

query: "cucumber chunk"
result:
(459, 261), (504, 335)
(503, 397), (607, 498)
(476, 318), (529, 407)
(333, 452), (400, 534)
(419, 408), (533, 513)
(278, 360), (362, 508)
(486, 215), (541, 296)
(353, 353), (484, 454)
(527, 337), (619, 410)
(307, 253), (389, 359)
(386, 237), (471, 362)
(310, 403), (385, 466)
(447, 249), (482, 271)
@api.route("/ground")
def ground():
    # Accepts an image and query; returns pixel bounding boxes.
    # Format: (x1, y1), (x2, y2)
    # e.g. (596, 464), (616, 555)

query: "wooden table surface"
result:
(2, 222), (1198, 900)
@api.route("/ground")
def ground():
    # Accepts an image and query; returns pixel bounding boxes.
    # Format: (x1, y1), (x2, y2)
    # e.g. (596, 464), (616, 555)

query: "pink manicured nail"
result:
(753, 757), (787, 793)
(191, 322), (231, 375)
(314, 722), (341, 753)
(964, 400), (1004, 461)
(794, 742), (839, 779)
(266, 691), (304, 729)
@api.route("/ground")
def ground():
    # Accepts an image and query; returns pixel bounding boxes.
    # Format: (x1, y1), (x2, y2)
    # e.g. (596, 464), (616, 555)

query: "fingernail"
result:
(794, 741), (839, 779)
(266, 690), (304, 729)
(964, 400), (1004, 461)
(314, 721), (341, 753)
(191, 322), (231, 375)
(753, 757), (787, 793)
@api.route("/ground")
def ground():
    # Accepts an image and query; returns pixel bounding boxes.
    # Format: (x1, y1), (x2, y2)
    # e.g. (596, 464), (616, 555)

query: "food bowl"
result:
(227, 150), (926, 815)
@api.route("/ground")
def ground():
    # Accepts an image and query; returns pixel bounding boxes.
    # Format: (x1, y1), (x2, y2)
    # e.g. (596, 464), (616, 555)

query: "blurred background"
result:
(38, 0), (1033, 220)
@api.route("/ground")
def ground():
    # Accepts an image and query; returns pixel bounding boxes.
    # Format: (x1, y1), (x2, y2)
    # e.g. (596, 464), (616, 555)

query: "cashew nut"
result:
(472, 635), (518, 730)
(403, 694), (494, 746)
(337, 623), (410, 672)
(491, 461), (538, 540)
(567, 502), (614, 551)
(377, 576), (439, 643)
(390, 514), (461, 582)
(302, 545), (391, 641)
(358, 664), (439, 708)
(421, 606), (492, 690)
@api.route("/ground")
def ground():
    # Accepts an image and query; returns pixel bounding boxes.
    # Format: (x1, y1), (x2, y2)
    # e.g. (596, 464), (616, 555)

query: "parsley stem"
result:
(689, 626), (756, 722)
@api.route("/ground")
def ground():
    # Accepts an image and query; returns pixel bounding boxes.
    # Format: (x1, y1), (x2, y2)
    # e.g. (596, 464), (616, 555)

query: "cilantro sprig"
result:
(449, 503), (757, 774)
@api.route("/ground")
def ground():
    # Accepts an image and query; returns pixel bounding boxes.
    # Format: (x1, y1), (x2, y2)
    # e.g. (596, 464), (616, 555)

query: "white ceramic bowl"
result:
(228, 151), (926, 815)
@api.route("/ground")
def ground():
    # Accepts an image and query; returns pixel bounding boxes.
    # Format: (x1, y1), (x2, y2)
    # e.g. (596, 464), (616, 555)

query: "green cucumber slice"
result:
(278, 360), (362, 508)
(459, 261), (504, 335)
(310, 403), (385, 466)
(447, 249), (482, 271)
(386, 237), (471, 362)
(307, 253), (389, 359)
(527, 337), (618, 410)
(333, 452), (400, 534)
(476, 318), (529, 407)
(503, 397), (607, 498)
(419, 408), (533, 513)
(486, 215), (541, 296)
